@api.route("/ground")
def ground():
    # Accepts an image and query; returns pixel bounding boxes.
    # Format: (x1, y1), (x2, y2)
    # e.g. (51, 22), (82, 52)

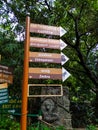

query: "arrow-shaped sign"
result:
(0, 83), (8, 89)
(0, 65), (13, 75)
(0, 65), (13, 84)
(62, 67), (71, 82)
(30, 23), (66, 37)
(29, 52), (69, 65)
(61, 52), (69, 65)
(29, 67), (70, 82)
(0, 83), (8, 105)
(30, 37), (67, 50)
(60, 39), (67, 50)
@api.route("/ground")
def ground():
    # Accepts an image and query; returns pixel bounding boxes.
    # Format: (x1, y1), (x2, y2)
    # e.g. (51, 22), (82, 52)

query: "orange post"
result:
(21, 16), (30, 130)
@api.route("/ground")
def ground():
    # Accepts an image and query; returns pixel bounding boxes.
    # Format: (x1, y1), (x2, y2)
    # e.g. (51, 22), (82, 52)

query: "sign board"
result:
(0, 83), (8, 89)
(0, 65), (13, 84)
(0, 97), (21, 114)
(0, 65), (13, 74)
(29, 52), (69, 65)
(0, 83), (8, 104)
(30, 37), (67, 50)
(29, 67), (70, 82)
(0, 74), (13, 84)
(30, 23), (66, 37)
(28, 84), (63, 97)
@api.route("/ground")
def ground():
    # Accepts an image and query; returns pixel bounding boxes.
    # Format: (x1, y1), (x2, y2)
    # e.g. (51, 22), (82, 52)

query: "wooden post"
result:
(21, 16), (30, 130)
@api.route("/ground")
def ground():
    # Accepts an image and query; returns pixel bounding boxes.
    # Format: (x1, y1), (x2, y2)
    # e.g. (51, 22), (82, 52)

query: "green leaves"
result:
(0, 0), (98, 126)
(0, 114), (20, 130)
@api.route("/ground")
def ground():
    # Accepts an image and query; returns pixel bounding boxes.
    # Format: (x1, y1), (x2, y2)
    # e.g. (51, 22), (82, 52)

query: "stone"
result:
(41, 87), (72, 129)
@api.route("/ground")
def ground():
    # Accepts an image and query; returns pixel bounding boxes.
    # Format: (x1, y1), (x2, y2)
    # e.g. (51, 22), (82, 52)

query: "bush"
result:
(86, 125), (97, 130)
(28, 122), (67, 130)
(0, 114), (20, 130)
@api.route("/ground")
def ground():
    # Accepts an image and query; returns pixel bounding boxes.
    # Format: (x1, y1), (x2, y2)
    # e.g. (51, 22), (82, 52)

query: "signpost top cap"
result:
(26, 12), (30, 16)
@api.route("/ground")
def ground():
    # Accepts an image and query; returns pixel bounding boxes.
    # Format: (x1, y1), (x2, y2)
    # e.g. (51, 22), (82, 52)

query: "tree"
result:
(0, 0), (98, 125)
(0, 1), (24, 96)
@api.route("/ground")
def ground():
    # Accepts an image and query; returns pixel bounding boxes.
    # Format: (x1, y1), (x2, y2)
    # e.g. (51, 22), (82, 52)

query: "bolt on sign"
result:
(0, 65), (13, 84)
(0, 83), (8, 104)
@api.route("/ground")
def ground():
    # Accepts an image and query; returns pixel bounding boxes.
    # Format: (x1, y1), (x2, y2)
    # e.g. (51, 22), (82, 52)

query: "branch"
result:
(44, 0), (51, 11)
(77, 2), (87, 21)
(74, 19), (80, 47)
(76, 47), (98, 85)
(63, 38), (75, 48)
(67, 11), (80, 47)
(51, 98), (70, 113)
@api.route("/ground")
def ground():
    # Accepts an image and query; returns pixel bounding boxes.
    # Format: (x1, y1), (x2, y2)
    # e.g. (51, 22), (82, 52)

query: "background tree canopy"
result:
(0, 0), (98, 127)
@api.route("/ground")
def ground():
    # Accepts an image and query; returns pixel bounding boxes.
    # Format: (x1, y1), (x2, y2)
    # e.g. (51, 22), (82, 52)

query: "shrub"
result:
(0, 114), (20, 130)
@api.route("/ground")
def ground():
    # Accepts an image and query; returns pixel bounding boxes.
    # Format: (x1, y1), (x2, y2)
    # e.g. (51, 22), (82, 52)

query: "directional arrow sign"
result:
(29, 52), (61, 64)
(30, 23), (66, 37)
(2, 74), (13, 84)
(0, 65), (13, 75)
(29, 67), (70, 82)
(30, 37), (67, 50)
(0, 83), (8, 105)
(0, 65), (13, 84)
(61, 52), (69, 65)
(0, 83), (8, 89)
(29, 52), (69, 65)
(62, 67), (71, 82)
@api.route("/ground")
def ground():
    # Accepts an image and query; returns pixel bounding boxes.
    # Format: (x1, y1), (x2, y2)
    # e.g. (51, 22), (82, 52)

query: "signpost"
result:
(21, 16), (71, 130)
(29, 52), (69, 65)
(30, 23), (66, 36)
(0, 83), (8, 104)
(30, 37), (67, 50)
(29, 67), (70, 81)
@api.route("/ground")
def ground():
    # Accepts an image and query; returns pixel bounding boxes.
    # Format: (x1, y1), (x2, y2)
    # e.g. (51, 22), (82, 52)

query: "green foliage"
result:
(56, 125), (66, 130)
(71, 102), (95, 127)
(86, 124), (97, 130)
(0, 114), (20, 130)
(28, 123), (67, 130)
(0, 0), (98, 127)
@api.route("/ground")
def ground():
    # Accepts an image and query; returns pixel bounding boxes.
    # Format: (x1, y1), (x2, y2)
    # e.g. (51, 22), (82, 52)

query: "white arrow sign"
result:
(60, 27), (67, 37)
(61, 52), (69, 65)
(60, 40), (67, 50)
(30, 23), (66, 37)
(30, 37), (67, 50)
(62, 67), (71, 82)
